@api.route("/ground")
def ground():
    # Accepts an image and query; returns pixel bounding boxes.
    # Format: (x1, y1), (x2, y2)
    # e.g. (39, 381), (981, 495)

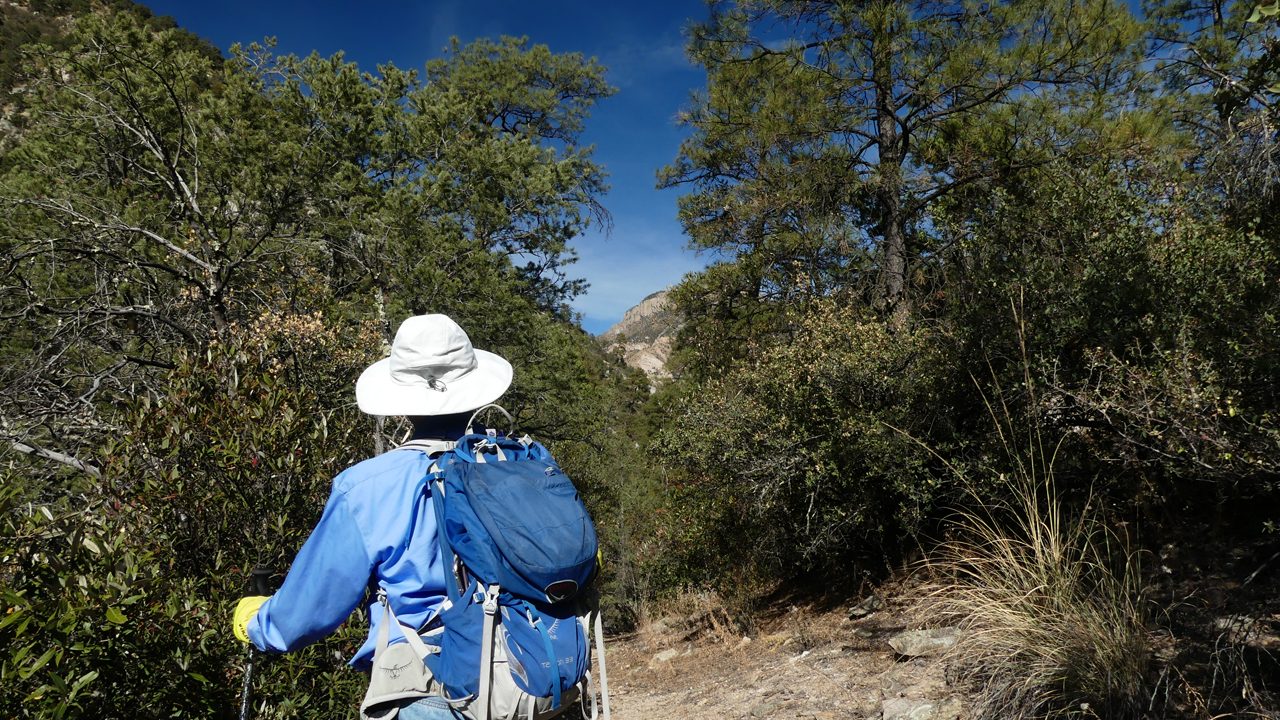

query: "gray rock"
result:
(647, 616), (676, 635)
(749, 700), (785, 717)
(882, 696), (963, 720)
(849, 594), (885, 618)
(1213, 615), (1259, 639)
(651, 648), (679, 664)
(887, 628), (960, 657)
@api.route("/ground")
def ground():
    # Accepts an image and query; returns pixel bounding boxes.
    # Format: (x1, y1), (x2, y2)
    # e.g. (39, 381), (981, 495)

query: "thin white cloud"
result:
(569, 225), (706, 334)
(425, 0), (463, 53)
(604, 40), (692, 82)
(597, 30), (698, 89)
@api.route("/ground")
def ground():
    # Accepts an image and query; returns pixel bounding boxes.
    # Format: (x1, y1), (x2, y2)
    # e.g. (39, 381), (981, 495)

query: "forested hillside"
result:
(0, 0), (1277, 718)
(655, 0), (1280, 578)
(647, 0), (1280, 715)
(0, 0), (220, 91)
(0, 3), (652, 717)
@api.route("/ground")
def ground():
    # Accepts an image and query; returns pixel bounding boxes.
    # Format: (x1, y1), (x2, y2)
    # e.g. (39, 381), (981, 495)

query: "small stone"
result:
(882, 696), (963, 720)
(849, 594), (885, 618)
(651, 648), (679, 664)
(738, 635), (752, 648)
(887, 627), (960, 657)
(1213, 615), (1259, 641)
(648, 617), (675, 634)
(882, 698), (935, 720)
(750, 700), (785, 717)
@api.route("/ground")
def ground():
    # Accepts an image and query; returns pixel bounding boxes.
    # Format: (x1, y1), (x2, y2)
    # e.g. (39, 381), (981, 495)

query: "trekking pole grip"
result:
(238, 567), (273, 720)
(251, 567), (273, 596)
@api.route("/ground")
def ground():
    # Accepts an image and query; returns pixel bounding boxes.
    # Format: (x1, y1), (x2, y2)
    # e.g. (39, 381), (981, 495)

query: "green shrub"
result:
(1, 319), (379, 719)
(657, 299), (950, 584)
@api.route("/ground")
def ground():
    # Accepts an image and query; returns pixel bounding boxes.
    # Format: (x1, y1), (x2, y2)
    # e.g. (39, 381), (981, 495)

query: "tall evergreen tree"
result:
(660, 0), (1146, 357)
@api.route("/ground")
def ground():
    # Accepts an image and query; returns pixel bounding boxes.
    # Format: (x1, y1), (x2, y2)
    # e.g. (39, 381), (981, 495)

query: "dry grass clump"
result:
(638, 588), (745, 646)
(931, 477), (1151, 719)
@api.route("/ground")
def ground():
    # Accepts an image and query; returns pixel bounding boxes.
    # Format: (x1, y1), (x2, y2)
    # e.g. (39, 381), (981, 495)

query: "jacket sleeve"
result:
(247, 487), (372, 653)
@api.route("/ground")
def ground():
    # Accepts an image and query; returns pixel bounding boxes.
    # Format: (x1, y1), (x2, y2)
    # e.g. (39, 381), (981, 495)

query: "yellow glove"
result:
(233, 596), (269, 643)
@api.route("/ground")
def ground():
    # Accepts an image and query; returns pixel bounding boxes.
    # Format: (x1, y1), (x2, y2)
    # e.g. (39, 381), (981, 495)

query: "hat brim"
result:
(355, 348), (513, 416)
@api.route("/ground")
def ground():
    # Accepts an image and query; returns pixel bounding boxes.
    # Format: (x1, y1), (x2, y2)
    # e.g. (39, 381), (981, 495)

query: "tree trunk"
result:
(872, 20), (908, 323)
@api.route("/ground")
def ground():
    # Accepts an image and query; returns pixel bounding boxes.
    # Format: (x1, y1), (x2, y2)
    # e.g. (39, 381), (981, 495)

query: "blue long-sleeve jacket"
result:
(246, 446), (447, 670)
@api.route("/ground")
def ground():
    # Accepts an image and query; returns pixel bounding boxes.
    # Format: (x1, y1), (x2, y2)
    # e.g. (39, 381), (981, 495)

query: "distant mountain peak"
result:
(599, 289), (679, 378)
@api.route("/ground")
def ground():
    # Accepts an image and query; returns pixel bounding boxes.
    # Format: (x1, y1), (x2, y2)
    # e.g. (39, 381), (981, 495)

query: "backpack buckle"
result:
(482, 584), (500, 614)
(473, 439), (507, 463)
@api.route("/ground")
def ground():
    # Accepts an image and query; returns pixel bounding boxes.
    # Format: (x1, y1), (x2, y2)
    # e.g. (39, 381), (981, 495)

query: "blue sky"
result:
(142, 0), (713, 335)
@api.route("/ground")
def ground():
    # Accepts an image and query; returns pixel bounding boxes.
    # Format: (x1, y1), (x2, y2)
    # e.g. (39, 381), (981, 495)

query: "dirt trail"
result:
(597, 544), (1280, 720)
(603, 587), (970, 720)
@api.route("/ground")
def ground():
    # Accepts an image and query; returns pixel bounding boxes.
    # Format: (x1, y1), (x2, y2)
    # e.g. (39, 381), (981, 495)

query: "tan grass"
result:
(930, 476), (1151, 719)
(638, 588), (743, 647)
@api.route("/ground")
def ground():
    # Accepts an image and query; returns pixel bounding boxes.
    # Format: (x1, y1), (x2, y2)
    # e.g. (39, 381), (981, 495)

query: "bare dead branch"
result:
(10, 441), (102, 479)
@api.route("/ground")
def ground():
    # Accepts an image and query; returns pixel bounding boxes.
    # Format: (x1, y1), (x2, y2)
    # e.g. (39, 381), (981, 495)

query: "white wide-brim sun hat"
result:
(356, 314), (513, 416)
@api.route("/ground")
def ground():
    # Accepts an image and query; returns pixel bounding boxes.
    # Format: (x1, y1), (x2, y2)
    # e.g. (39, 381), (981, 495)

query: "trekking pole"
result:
(238, 567), (273, 720)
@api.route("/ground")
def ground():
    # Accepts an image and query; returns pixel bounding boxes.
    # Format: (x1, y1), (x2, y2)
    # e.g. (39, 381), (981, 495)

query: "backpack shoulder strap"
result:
(581, 590), (611, 720)
(431, 471), (464, 604)
(595, 605), (611, 720)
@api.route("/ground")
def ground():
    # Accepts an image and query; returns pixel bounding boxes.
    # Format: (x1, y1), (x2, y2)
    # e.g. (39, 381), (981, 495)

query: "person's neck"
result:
(409, 412), (473, 441)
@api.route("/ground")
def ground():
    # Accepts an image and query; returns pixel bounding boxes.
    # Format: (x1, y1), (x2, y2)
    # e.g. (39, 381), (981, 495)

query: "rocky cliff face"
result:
(599, 290), (678, 378)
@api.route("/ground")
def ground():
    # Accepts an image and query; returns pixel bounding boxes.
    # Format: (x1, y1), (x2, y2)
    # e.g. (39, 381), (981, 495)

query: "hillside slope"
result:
(599, 290), (679, 377)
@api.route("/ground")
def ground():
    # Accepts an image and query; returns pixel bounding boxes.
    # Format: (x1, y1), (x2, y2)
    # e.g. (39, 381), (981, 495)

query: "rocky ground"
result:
(603, 581), (972, 720)
(596, 543), (1280, 720)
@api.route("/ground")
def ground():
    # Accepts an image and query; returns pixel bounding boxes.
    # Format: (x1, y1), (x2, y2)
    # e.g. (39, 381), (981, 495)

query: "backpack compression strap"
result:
(395, 439), (458, 455)
(374, 587), (434, 661)
(477, 584), (500, 720)
(595, 610), (611, 720)
(521, 601), (562, 710)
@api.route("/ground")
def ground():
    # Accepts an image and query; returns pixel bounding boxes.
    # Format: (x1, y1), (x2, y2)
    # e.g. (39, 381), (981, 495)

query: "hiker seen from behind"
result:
(232, 314), (610, 720)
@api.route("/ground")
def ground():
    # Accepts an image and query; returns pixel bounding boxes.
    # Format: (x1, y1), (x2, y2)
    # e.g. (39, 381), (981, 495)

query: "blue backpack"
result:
(410, 411), (610, 720)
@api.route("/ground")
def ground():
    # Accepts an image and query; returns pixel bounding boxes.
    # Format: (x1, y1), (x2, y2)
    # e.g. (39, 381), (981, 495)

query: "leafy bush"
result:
(0, 482), (174, 719)
(1057, 336), (1280, 483)
(657, 299), (950, 585)
(1, 319), (381, 719)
